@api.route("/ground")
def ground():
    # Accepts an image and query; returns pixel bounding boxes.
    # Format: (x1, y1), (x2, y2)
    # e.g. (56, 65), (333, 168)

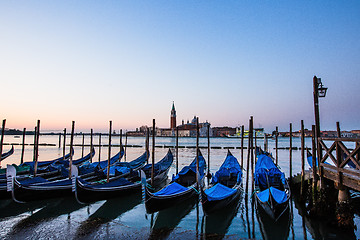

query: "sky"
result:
(1, 1), (359, 133)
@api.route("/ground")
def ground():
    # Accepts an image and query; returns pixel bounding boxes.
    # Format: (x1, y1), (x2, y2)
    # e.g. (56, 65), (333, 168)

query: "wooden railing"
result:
(318, 137), (360, 191)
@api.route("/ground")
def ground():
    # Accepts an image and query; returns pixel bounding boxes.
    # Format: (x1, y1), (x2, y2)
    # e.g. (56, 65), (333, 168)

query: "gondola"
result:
(254, 149), (290, 221)
(0, 149), (73, 177)
(201, 150), (242, 214)
(0, 145), (14, 161)
(74, 149), (172, 204)
(144, 150), (206, 213)
(8, 148), (124, 202)
(0, 149), (85, 200)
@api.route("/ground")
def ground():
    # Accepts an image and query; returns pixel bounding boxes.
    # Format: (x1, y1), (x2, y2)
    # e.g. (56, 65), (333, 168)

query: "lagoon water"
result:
(1, 135), (359, 239)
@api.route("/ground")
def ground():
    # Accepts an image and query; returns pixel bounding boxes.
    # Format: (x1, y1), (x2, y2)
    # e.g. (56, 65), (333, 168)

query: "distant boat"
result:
(201, 150), (242, 214)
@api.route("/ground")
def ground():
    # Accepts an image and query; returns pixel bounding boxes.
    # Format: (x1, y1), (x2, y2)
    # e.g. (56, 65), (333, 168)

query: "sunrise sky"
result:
(1, 1), (359, 133)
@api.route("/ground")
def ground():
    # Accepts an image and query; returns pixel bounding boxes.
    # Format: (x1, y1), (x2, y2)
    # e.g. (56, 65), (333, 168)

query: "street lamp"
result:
(316, 78), (328, 98)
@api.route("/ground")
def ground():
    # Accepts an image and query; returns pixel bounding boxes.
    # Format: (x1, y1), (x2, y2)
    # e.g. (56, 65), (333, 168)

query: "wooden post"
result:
(107, 121), (112, 183)
(250, 117), (254, 195)
(58, 133), (61, 148)
(33, 126), (37, 165)
(34, 120), (40, 176)
(300, 120), (305, 197)
(264, 134), (268, 152)
(146, 128), (149, 163)
(275, 126), (279, 165)
(98, 133), (101, 162)
(207, 124), (210, 184)
(311, 125), (317, 203)
(245, 118), (251, 196)
(81, 133), (85, 158)
(196, 117), (200, 189)
(62, 128), (66, 161)
(313, 76), (323, 189)
(289, 123), (293, 182)
(151, 119), (155, 186)
(241, 125), (244, 168)
(336, 122), (341, 138)
(69, 121), (75, 179)
(120, 129), (123, 161)
(0, 120), (5, 163)
(254, 127), (257, 164)
(21, 128), (26, 164)
(125, 132), (128, 162)
(176, 126), (179, 175)
(90, 129), (93, 163)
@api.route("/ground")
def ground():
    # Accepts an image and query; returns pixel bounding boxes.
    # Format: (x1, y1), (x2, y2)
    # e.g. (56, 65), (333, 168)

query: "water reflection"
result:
(256, 202), (290, 240)
(202, 194), (242, 239)
(0, 198), (54, 219)
(9, 197), (86, 234)
(76, 192), (142, 238)
(149, 195), (198, 239)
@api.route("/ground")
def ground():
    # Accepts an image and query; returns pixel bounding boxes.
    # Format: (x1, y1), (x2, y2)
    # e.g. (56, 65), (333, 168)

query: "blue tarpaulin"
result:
(173, 153), (206, 181)
(153, 182), (188, 196)
(257, 186), (288, 204)
(204, 183), (237, 201)
(211, 151), (242, 184)
(255, 154), (285, 189)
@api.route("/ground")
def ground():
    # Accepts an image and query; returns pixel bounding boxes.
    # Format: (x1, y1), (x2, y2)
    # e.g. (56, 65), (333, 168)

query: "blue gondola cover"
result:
(257, 186), (288, 204)
(255, 154), (285, 189)
(173, 154), (206, 181)
(204, 183), (237, 201)
(153, 182), (188, 196)
(211, 153), (242, 184)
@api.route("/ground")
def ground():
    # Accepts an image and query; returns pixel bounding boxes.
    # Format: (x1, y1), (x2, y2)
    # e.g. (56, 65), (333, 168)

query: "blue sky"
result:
(1, 1), (359, 132)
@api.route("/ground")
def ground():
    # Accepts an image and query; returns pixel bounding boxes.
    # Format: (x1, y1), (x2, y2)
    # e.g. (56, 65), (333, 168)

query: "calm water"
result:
(0, 135), (359, 239)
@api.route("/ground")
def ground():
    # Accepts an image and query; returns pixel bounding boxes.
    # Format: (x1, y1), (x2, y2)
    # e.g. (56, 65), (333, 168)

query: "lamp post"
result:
(313, 75), (328, 188)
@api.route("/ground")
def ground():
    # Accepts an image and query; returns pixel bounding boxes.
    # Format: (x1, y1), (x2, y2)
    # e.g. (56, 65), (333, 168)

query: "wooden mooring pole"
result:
(196, 117), (200, 190)
(146, 128), (149, 164)
(311, 125), (317, 204)
(207, 124), (210, 185)
(245, 117), (251, 197)
(90, 129), (93, 163)
(176, 126), (179, 175)
(21, 128), (26, 164)
(98, 133), (101, 162)
(241, 125), (244, 168)
(250, 117), (254, 195)
(120, 130), (123, 161)
(68, 121), (75, 179)
(275, 126), (279, 166)
(300, 120), (305, 197)
(125, 132), (128, 162)
(289, 123), (293, 183)
(151, 119), (155, 186)
(58, 133), (61, 148)
(62, 128), (66, 161)
(107, 121), (112, 183)
(81, 133), (85, 158)
(34, 120), (40, 177)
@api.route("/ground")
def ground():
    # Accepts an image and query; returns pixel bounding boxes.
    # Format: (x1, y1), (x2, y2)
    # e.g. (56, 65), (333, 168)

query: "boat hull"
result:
(76, 167), (170, 204)
(145, 180), (201, 214)
(201, 184), (242, 215)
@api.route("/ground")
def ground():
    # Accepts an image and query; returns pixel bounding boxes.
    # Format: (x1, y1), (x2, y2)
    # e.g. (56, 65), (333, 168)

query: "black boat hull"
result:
(201, 184), (242, 215)
(76, 167), (170, 204)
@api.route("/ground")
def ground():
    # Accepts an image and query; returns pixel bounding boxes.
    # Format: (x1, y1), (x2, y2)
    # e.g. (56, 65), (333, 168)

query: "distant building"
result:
(212, 127), (236, 137)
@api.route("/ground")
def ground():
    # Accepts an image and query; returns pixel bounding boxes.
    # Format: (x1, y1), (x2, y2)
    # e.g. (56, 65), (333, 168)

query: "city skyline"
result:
(1, 1), (359, 133)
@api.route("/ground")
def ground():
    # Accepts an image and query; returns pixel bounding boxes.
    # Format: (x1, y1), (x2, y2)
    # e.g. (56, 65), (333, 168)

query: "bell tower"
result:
(170, 102), (176, 130)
